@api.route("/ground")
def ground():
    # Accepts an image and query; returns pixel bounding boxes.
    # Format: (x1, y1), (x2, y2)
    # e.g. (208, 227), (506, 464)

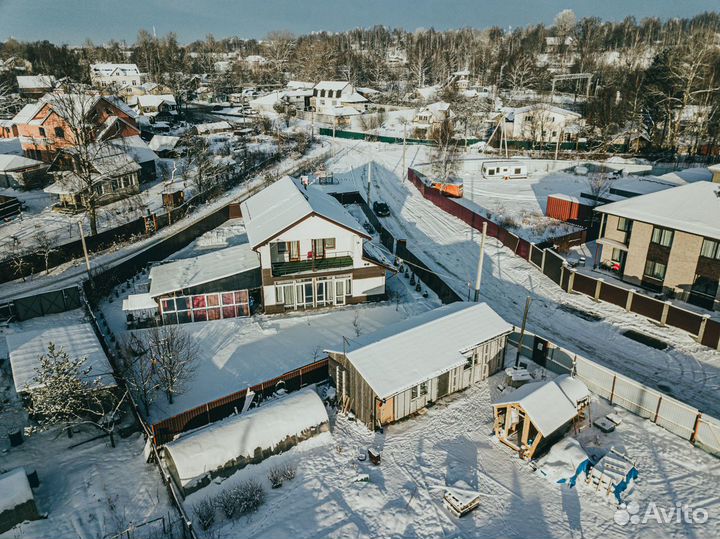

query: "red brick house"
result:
(12, 93), (140, 163)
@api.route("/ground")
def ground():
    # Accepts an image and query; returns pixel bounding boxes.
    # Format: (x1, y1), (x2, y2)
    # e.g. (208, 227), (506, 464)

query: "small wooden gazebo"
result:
(492, 375), (589, 460)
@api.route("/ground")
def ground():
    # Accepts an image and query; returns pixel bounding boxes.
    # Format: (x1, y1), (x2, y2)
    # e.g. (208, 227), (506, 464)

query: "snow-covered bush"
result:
(193, 497), (216, 530)
(215, 489), (239, 519)
(281, 462), (297, 481)
(237, 479), (265, 514)
(267, 466), (284, 488)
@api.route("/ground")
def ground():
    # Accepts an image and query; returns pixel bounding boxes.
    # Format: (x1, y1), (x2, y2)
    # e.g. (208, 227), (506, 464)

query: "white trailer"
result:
(481, 160), (528, 180)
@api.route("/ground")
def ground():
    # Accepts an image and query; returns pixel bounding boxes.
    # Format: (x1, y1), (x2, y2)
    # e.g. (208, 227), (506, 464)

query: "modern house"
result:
(12, 93), (140, 163)
(326, 302), (512, 430)
(146, 243), (261, 325)
(16, 75), (56, 99)
(493, 375), (590, 460)
(130, 94), (178, 119)
(595, 181), (720, 310)
(0, 154), (49, 189)
(89, 63), (143, 88)
(503, 103), (583, 144)
(241, 176), (389, 314)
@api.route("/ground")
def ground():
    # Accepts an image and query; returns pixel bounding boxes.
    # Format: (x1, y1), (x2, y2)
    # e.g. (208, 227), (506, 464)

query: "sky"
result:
(0, 0), (718, 45)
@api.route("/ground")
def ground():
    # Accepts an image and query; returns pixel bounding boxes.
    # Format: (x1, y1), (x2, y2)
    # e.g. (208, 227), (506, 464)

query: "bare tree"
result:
(34, 230), (57, 275)
(119, 333), (159, 417)
(179, 135), (224, 196)
(430, 118), (460, 180)
(586, 172), (612, 229)
(144, 325), (198, 404)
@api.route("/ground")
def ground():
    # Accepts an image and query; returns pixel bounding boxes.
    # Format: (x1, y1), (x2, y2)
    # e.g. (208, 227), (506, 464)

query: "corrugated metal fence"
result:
(407, 166), (720, 351)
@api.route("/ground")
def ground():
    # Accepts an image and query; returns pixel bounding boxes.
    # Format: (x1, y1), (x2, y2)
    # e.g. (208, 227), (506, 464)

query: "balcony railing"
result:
(271, 251), (353, 277)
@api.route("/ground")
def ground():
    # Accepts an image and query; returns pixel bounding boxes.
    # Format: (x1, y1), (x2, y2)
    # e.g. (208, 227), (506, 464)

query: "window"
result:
(38, 127), (46, 137)
(700, 238), (720, 260)
(611, 248), (623, 263)
(419, 382), (428, 396)
(644, 260), (667, 281)
(651, 227), (674, 247)
(411, 386), (418, 399)
(54, 127), (64, 138)
(514, 168), (522, 175)
(324, 237), (336, 249)
(617, 217), (630, 232)
(276, 241), (287, 254)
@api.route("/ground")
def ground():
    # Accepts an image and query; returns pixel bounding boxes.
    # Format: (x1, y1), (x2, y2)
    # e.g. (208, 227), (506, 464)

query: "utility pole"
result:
(473, 221), (488, 302)
(514, 296), (533, 368)
(78, 221), (91, 277)
(367, 161), (372, 204)
(554, 127), (562, 161)
(402, 121), (407, 182)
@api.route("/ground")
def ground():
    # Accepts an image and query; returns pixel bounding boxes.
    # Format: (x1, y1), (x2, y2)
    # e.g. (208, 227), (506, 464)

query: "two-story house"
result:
(311, 81), (369, 115)
(90, 63), (143, 88)
(413, 101), (455, 139)
(595, 181), (720, 311)
(503, 103), (583, 144)
(12, 93), (140, 163)
(241, 176), (389, 314)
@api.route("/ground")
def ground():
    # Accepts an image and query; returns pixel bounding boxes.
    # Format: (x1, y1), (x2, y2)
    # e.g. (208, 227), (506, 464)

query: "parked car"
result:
(373, 201), (390, 217)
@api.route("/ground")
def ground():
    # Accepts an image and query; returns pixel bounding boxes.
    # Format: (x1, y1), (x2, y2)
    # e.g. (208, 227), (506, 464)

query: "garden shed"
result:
(326, 302), (512, 430)
(163, 388), (329, 496)
(493, 375), (590, 460)
(0, 468), (40, 534)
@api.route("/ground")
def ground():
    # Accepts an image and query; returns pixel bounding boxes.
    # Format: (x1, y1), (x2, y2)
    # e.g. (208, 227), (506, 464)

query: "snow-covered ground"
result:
(0, 310), (174, 539)
(181, 360), (720, 539)
(100, 217), (441, 423)
(322, 139), (720, 418)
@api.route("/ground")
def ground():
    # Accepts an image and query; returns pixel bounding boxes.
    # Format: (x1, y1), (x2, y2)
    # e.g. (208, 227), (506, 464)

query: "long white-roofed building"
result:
(326, 302), (512, 430)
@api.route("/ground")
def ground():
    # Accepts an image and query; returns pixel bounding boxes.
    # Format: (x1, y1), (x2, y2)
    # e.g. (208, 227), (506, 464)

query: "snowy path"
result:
(326, 140), (720, 418)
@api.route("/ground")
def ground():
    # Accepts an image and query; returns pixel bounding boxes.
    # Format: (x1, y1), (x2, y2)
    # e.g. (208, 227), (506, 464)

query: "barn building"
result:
(492, 375), (590, 460)
(326, 302), (512, 430)
(162, 388), (329, 496)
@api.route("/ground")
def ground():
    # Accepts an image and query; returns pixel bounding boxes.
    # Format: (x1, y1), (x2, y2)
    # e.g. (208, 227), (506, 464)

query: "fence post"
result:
(540, 249), (546, 272)
(697, 314), (711, 342)
(691, 412), (702, 445)
(567, 268), (576, 294)
(594, 278), (604, 302)
(609, 374), (617, 404)
(660, 301), (671, 326)
(625, 289), (635, 312)
(654, 396), (662, 423)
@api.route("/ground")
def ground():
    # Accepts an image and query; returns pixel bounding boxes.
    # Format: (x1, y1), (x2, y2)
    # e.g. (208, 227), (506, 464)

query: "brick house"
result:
(12, 93), (140, 163)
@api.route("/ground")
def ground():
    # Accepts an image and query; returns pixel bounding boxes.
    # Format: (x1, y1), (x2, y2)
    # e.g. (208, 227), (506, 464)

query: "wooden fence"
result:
(407, 167), (720, 351)
(150, 359), (329, 445)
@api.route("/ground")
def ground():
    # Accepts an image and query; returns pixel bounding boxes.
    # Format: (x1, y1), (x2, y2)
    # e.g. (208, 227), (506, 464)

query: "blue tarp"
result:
(557, 459), (591, 488)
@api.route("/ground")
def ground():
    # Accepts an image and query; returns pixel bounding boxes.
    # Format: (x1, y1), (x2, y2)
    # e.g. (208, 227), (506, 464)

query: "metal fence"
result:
(509, 331), (720, 457)
(407, 166), (720, 351)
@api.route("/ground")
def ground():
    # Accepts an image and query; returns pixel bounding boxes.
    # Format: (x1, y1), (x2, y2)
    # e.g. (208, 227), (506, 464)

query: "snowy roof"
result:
(148, 135), (180, 152)
(148, 243), (260, 298)
(595, 181), (720, 241)
(327, 106), (361, 117)
(6, 322), (116, 393)
(286, 80), (315, 90)
(135, 94), (177, 108)
(0, 154), (45, 172)
(193, 121), (232, 134)
(493, 375), (589, 436)
(341, 92), (369, 104)
(90, 63), (140, 76)
(314, 81), (351, 92)
(241, 176), (369, 248)
(109, 135), (158, 164)
(122, 293), (158, 312)
(163, 389), (328, 487)
(512, 103), (582, 118)
(16, 75), (55, 89)
(331, 302), (512, 399)
(0, 468), (34, 514)
(12, 102), (44, 124)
